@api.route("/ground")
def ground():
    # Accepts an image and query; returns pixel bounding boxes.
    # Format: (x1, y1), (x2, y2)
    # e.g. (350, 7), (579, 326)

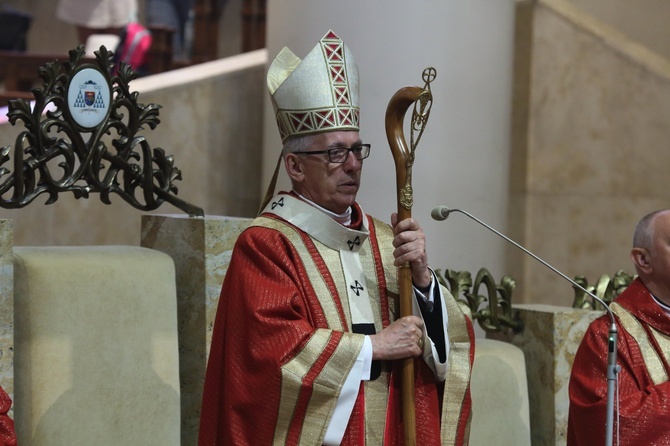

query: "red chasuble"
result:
(0, 386), (15, 446)
(568, 278), (670, 445)
(198, 194), (473, 445)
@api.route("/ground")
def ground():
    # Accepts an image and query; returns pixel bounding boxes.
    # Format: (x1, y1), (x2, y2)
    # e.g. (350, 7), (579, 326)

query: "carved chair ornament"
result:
(0, 45), (203, 217)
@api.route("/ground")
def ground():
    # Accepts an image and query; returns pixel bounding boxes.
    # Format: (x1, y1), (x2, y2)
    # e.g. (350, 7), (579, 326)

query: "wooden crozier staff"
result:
(385, 67), (436, 445)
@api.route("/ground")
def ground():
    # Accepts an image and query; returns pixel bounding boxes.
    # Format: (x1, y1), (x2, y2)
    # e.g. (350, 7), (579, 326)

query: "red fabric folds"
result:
(568, 278), (670, 445)
(0, 386), (16, 446)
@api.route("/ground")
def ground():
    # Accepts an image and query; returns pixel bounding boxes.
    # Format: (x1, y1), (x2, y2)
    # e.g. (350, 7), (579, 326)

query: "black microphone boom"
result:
(431, 205), (620, 446)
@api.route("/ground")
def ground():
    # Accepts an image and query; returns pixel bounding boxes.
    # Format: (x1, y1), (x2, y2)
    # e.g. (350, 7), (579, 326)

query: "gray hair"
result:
(633, 209), (667, 250)
(282, 133), (320, 157)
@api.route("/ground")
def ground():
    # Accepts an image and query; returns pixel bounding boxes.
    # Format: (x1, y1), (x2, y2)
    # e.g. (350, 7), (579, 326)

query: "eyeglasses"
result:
(295, 144), (371, 163)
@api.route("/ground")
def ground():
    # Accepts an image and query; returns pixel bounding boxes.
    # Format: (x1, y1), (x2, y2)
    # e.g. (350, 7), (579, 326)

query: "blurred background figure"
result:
(0, 5), (32, 52)
(56, 0), (138, 46)
(145, 0), (194, 62)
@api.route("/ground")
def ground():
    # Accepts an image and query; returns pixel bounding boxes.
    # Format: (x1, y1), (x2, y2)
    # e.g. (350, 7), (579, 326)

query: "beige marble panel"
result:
(494, 304), (602, 446)
(508, 194), (642, 305)
(566, 0), (670, 61)
(140, 214), (252, 446)
(529, 1), (670, 196)
(470, 339), (531, 446)
(509, 0), (670, 305)
(13, 246), (180, 445)
(0, 220), (12, 410)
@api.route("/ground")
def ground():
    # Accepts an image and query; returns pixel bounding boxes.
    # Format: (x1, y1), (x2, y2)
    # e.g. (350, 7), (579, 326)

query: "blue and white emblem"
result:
(67, 68), (111, 129)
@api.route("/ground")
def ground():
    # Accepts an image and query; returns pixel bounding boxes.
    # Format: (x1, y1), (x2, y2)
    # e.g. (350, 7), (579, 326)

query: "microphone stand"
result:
(432, 205), (620, 446)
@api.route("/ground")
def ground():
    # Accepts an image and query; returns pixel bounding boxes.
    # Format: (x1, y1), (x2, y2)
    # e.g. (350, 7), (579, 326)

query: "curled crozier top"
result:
(385, 67), (435, 213)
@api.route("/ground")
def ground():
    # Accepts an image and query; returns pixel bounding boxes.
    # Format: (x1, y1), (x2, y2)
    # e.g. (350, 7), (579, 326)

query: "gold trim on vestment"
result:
(300, 332), (365, 446)
(611, 302), (669, 385)
(314, 243), (351, 326)
(649, 326), (670, 373)
(360, 221), (395, 444)
(371, 216), (474, 444)
(274, 328), (333, 445)
(251, 217), (348, 444)
(313, 218), (393, 444)
(254, 215), (388, 444)
(358, 239), (386, 341)
(363, 376), (391, 445)
(370, 217), (399, 316)
(255, 217), (345, 332)
(441, 288), (473, 445)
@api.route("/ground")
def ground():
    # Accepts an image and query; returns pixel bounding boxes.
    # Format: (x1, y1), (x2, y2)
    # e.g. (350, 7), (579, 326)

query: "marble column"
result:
(140, 214), (252, 446)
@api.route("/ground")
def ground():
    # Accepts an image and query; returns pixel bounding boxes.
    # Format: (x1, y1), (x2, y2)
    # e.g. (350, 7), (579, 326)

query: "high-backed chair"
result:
(13, 245), (181, 445)
(469, 338), (531, 445)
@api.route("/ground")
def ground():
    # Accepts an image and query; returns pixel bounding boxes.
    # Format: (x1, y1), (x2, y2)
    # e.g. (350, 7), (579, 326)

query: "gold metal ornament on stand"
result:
(385, 66), (435, 446)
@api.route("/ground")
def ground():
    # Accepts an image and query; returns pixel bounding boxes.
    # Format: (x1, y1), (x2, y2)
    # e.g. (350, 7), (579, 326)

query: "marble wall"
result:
(508, 0), (670, 305)
(140, 214), (253, 446)
(566, 0), (670, 60)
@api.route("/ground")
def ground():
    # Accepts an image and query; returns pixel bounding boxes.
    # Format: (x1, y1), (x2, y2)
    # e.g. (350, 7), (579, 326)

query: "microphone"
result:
(432, 205), (620, 446)
(431, 206), (450, 221)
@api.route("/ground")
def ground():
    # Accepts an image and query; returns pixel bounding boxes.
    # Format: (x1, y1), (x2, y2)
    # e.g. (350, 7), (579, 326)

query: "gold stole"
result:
(440, 293), (473, 445)
(611, 302), (670, 385)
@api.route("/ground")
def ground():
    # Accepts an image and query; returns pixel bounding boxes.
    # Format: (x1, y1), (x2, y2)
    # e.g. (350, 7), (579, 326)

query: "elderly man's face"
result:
(285, 131), (364, 214)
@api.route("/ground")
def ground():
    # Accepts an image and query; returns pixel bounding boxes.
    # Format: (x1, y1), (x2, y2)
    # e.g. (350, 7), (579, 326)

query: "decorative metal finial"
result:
(0, 45), (204, 217)
(410, 67), (435, 151)
(398, 67), (435, 210)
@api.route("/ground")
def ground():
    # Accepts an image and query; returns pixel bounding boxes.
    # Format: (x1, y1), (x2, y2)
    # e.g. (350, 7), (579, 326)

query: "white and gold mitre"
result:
(267, 30), (360, 143)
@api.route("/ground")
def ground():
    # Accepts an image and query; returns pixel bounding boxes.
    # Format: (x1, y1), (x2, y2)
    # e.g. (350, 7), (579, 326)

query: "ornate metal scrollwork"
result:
(1, 45), (204, 217)
(436, 268), (523, 333)
(436, 264), (636, 329)
(572, 270), (635, 310)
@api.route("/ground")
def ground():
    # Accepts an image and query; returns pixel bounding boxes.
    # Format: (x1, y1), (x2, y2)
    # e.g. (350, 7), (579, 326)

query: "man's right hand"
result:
(369, 315), (424, 360)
